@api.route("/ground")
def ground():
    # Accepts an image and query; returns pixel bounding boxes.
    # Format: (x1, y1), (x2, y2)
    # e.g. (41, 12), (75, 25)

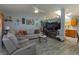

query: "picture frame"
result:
(26, 19), (34, 25)
(22, 18), (25, 24)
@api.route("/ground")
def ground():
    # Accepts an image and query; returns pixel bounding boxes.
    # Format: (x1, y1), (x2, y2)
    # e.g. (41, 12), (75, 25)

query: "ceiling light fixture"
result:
(55, 10), (72, 17)
(55, 10), (61, 16)
(34, 9), (39, 13)
(66, 13), (72, 16)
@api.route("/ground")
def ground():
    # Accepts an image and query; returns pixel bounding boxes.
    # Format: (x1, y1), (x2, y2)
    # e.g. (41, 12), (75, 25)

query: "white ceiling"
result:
(0, 4), (79, 16)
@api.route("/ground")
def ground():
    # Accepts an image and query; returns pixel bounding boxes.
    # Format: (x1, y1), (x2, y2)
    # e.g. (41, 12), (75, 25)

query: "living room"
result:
(0, 4), (79, 55)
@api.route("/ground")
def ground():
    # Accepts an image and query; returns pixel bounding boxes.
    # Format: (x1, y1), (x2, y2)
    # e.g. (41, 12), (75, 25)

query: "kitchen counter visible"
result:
(65, 26), (78, 30)
(65, 29), (77, 38)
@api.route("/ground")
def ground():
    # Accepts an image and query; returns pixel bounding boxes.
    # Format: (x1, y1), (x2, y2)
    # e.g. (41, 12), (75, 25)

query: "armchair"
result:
(43, 22), (60, 39)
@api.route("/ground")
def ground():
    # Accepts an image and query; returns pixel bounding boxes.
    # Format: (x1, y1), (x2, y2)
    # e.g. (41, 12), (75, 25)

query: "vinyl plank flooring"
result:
(1, 37), (79, 55)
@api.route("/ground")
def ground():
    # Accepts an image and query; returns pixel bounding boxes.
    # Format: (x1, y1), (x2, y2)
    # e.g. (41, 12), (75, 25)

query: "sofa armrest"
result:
(19, 39), (29, 44)
(11, 43), (36, 55)
(25, 34), (40, 39)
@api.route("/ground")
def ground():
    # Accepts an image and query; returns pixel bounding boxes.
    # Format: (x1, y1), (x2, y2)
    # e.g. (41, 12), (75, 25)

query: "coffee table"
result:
(38, 34), (47, 43)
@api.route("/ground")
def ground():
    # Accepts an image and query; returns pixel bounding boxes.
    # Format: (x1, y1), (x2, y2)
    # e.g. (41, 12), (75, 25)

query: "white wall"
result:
(4, 13), (44, 34)
(4, 11), (61, 34)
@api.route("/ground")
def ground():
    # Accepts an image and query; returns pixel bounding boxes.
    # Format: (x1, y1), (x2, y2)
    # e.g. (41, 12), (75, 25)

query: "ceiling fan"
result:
(33, 7), (45, 14)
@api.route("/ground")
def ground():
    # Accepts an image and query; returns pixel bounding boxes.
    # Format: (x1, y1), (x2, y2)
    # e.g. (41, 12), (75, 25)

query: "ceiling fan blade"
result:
(33, 6), (45, 13)
(39, 9), (45, 12)
(33, 7), (38, 10)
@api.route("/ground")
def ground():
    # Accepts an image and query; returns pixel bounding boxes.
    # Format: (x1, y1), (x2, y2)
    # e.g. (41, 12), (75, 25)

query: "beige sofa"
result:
(2, 34), (36, 55)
